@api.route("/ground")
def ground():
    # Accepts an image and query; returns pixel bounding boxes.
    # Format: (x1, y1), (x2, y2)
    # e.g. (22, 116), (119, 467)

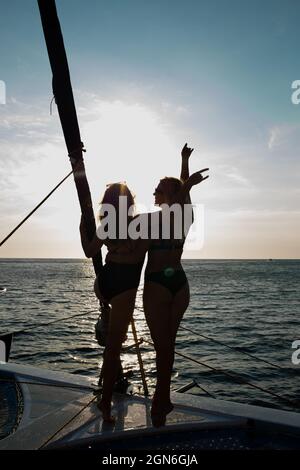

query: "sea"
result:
(0, 258), (299, 411)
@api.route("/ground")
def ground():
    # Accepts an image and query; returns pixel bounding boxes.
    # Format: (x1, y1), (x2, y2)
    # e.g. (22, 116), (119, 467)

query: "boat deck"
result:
(1, 362), (300, 450)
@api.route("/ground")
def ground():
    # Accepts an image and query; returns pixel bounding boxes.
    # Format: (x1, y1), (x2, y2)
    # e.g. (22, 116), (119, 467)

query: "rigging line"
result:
(39, 394), (97, 449)
(0, 377), (96, 393)
(0, 158), (83, 248)
(50, 95), (55, 115)
(7, 309), (148, 338)
(180, 325), (284, 370)
(142, 338), (298, 409)
(194, 381), (216, 399)
(5, 308), (98, 337)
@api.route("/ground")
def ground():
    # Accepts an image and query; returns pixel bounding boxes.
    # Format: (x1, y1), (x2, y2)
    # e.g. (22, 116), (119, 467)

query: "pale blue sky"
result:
(1, 0), (299, 258)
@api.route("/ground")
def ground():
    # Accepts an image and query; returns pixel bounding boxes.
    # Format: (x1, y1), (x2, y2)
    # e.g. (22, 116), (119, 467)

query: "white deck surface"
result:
(1, 362), (300, 450)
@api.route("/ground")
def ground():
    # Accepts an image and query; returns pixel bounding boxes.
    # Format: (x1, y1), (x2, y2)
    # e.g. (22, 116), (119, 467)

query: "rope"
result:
(3, 287), (295, 409)
(50, 95), (55, 115)
(5, 308), (98, 337)
(0, 159), (83, 248)
(3, 305), (298, 413)
(194, 381), (216, 398)
(5, 308), (150, 399)
(180, 325), (285, 370)
(142, 338), (298, 409)
(39, 394), (97, 449)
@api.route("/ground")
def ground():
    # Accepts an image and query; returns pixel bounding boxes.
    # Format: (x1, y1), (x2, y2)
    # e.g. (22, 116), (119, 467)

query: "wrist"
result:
(186, 177), (194, 188)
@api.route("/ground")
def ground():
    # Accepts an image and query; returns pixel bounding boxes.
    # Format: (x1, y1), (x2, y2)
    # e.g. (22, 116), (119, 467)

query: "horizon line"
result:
(0, 257), (299, 261)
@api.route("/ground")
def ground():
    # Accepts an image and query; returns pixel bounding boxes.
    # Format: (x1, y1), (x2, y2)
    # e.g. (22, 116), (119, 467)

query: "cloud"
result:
(160, 101), (190, 117)
(1, 90), (300, 258)
(267, 124), (300, 150)
(0, 95), (179, 247)
(225, 168), (251, 187)
(225, 208), (300, 220)
(0, 98), (62, 144)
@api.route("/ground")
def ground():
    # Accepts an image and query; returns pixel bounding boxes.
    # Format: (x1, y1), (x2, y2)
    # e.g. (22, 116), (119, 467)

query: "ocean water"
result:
(0, 258), (300, 411)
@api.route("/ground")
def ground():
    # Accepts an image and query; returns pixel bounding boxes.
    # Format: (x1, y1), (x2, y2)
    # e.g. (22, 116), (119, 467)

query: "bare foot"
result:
(97, 400), (116, 424)
(151, 400), (174, 427)
(152, 399), (174, 415)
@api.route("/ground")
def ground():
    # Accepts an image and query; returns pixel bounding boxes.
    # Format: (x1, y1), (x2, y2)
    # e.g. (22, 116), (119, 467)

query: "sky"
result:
(0, 0), (300, 258)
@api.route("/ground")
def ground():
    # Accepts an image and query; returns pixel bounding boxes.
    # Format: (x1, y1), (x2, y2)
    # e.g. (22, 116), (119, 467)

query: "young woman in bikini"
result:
(80, 182), (148, 422)
(143, 144), (209, 426)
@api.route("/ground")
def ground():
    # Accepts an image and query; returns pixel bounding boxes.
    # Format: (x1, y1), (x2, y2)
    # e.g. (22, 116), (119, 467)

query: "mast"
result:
(37, 0), (130, 390)
(37, 0), (102, 275)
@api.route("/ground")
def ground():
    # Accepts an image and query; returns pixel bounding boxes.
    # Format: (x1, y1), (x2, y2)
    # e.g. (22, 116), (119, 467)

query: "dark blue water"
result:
(0, 259), (300, 411)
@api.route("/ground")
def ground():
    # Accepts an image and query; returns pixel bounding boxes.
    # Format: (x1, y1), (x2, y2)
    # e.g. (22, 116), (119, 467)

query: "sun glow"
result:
(0, 99), (181, 258)
(81, 100), (178, 210)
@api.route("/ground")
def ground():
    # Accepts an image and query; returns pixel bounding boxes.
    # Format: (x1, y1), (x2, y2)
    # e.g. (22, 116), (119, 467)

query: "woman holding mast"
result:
(80, 182), (148, 422)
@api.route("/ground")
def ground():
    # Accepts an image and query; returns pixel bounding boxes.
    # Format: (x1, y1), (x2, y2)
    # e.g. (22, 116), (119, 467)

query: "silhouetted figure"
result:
(80, 183), (148, 422)
(143, 144), (209, 427)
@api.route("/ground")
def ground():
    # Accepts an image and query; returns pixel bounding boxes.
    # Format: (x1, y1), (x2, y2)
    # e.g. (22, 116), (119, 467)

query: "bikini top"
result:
(105, 238), (148, 264)
(148, 238), (185, 251)
(147, 207), (188, 252)
(105, 238), (136, 254)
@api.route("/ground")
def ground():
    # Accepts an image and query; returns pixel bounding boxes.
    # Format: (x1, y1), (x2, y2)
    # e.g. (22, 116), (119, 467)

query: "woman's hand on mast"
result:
(79, 215), (103, 258)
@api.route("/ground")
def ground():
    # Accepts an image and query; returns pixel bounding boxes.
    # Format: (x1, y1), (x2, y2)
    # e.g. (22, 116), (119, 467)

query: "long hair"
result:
(98, 182), (135, 241)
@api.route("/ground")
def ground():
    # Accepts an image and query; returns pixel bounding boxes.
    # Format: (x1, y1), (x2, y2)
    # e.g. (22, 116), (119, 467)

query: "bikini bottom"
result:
(145, 268), (187, 297)
(98, 261), (143, 302)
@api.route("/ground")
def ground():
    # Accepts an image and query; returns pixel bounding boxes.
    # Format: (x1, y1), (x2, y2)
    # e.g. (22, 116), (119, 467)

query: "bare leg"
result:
(143, 281), (190, 425)
(99, 289), (136, 422)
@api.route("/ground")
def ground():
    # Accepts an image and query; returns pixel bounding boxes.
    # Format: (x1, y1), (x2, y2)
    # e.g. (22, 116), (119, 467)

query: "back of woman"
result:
(80, 182), (147, 422)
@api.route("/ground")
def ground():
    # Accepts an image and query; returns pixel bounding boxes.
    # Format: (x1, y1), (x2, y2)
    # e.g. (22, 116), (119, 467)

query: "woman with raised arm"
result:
(80, 182), (148, 422)
(143, 144), (209, 427)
